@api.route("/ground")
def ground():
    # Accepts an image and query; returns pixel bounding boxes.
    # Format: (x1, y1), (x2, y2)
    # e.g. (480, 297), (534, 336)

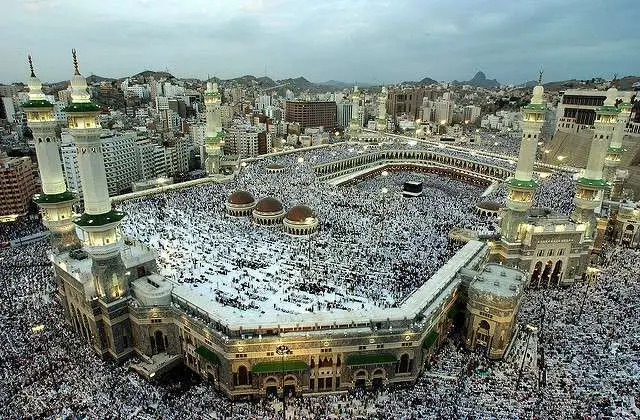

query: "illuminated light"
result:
(381, 170), (389, 177)
(297, 157), (304, 163)
(557, 156), (566, 161)
(381, 187), (389, 194)
(544, 149), (550, 154)
(537, 141), (544, 146)
(404, 335), (411, 341)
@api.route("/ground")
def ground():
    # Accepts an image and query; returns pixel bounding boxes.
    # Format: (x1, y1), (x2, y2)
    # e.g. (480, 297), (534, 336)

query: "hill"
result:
(453, 71), (500, 88)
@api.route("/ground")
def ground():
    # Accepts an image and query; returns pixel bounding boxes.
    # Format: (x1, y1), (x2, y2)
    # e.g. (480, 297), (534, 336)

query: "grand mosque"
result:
(25, 52), (633, 399)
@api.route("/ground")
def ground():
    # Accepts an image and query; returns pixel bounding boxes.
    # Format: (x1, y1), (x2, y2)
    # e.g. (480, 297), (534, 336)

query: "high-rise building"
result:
(224, 125), (271, 158)
(336, 102), (352, 129)
(284, 101), (337, 131)
(23, 56), (77, 249)
(101, 133), (139, 195)
(463, 105), (481, 123)
(0, 156), (37, 217)
(386, 87), (425, 119)
(434, 99), (454, 125)
(164, 136), (190, 176)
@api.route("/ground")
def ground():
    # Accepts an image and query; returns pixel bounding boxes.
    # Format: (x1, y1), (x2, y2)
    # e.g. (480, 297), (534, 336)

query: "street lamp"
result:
(276, 344), (292, 418)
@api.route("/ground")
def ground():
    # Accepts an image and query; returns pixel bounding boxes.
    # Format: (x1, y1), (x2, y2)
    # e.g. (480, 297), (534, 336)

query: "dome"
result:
(228, 190), (255, 205)
(255, 197), (283, 213)
(477, 201), (501, 212)
(285, 205), (316, 223)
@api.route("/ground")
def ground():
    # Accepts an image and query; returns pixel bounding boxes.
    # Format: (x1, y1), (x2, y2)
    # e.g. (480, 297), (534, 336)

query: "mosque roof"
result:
(227, 190), (255, 205)
(285, 205), (316, 223)
(254, 197), (283, 213)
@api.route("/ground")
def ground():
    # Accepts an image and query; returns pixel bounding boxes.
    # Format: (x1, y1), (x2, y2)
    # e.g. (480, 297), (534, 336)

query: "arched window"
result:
(398, 354), (410, 373)
(237, 365), (249, 386)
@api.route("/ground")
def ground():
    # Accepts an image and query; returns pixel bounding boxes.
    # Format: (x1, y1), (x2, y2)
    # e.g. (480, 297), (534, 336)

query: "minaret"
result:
(604, 91), (632, 200)
(501, 73), (546, 242)
(26, 56), (79, 252)
(203, 80), (225, 174)
(376, 86), (387, 131)
(348, 85), (362, 139)
(572, 87), (620, 239)
(64, 49), (128, 302)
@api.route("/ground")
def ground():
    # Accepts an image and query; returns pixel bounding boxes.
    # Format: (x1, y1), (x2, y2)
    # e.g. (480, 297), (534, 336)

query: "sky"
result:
(2, 0), (639, 84)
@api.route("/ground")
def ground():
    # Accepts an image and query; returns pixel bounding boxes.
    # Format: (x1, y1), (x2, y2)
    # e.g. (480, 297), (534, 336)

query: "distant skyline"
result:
(2, 0), (639, 85)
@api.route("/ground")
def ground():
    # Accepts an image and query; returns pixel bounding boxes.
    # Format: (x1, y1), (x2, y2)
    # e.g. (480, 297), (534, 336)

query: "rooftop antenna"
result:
(28, 55), (35, 77)
(538, 69), (544, 85)
(72, 49), (80, 75)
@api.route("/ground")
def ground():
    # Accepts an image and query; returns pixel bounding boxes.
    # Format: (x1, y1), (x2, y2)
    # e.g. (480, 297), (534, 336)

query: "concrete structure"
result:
(336, 102), (352, 130)
(101, 133), (139, 195)
(386, 87), (424, 120)
(285, 101), (337, 131)
(463, 105), (481, 124)
(23, 56), (77, 250)
(0, 156), (37, 217)
(464, 263), (525, 359)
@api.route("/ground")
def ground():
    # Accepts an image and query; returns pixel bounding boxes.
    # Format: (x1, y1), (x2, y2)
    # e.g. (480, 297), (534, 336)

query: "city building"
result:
(284, 101), (337, 131)
(463, 105), (481, 123)
(386, 87), (425, 120)
(336, 102), (352, 130)
(0, 156), (37, 217)
(555, 88), (639, 136)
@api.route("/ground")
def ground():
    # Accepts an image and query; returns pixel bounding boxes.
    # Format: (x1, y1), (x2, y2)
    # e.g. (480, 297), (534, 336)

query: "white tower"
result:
(26, 56), (79, 251)
(65, 49), (128, 302)
(376, 86), (388, 131)
(501, 73), (546, 242)
(203, 81), (225, 174)
(604, 91), (632, 200)
(348, 86), (362, 139)
(572, 87), (620, 239)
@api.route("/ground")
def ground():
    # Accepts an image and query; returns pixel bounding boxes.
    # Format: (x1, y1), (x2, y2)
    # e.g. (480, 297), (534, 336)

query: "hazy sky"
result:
(3, 0), (639, 84)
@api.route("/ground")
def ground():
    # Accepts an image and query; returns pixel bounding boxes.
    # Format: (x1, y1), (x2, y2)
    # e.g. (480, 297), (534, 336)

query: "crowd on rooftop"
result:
(1, 237), (638, 418)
